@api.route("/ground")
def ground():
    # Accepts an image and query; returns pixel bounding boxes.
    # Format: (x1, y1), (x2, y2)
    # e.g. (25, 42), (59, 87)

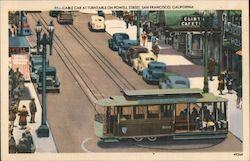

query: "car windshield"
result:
(146, 57), (155, 61)
(175, 80), (186, 84)
(117, 34), (129, 40)
(153, 66), (165, 70)
(137, 48), (148, 53)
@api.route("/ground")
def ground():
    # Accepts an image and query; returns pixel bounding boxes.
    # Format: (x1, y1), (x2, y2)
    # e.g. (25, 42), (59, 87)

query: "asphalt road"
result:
(27, 11), (242, 153)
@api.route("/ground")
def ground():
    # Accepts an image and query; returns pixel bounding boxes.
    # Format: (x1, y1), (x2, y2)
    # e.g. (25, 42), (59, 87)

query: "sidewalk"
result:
(13, 82), (57, 153)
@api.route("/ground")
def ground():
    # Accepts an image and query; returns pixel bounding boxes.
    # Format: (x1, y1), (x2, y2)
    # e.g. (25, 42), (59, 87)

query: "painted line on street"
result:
(81, 137), (93, 153)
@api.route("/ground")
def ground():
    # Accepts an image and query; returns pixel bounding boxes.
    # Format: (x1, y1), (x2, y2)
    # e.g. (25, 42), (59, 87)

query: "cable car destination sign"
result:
(180, 16), (202, 27)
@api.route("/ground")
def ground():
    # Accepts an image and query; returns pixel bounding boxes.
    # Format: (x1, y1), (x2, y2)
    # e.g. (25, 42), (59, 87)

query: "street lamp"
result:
(201, 13), (213, 93)
(35, 20), (54, 137)
(136, 11), (141, 44)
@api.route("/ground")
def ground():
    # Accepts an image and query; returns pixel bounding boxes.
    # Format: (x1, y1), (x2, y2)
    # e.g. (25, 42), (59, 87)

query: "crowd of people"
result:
(9, 67), (37, 153)
(208, 58), (242, 108)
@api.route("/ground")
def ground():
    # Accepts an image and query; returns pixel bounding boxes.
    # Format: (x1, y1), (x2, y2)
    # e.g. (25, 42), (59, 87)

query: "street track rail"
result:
(64, 25), (137, 91)
(30, 13), (102, 113)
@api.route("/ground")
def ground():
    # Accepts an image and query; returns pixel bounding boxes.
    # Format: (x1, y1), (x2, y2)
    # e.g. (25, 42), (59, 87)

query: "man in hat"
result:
(16, 138), (28, 153)
(29, 98), (37, 123)
(9, 135), (17, 153)
(208, 58), (217, 81)
(18, 105), (29, 129)
(9, 102), (18, 127)
(23, 127), (35, 153)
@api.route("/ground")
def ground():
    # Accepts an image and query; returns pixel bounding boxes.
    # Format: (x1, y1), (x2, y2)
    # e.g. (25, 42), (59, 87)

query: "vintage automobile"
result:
(17, 27), (32, 36)
(88, 15), (105, 32)
(132, 52), (157, 74)
(142, 61), (166, 84)
(118, 40), (139, 56)
(49, 10), (62, 17)
(30, 55), (49, 83)
(108, 33), (129, 51)
(57, 12), (73, 24)
(37, 66), (60, 93)
(159, 72), (190, 89)
(122, 46), (149, 66)
(97, 11), (105, 18)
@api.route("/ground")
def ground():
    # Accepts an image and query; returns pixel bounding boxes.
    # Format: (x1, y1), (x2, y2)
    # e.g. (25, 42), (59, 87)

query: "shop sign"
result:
(180, 16), (202, 27)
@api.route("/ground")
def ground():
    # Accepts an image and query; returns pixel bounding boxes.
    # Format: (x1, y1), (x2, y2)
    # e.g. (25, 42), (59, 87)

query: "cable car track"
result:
(30, 13), (102, 113)
(64, 24), (136, 91)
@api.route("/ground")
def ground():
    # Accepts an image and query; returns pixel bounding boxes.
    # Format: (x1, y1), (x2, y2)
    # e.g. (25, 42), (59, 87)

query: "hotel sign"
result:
(180, 16), (202, 27)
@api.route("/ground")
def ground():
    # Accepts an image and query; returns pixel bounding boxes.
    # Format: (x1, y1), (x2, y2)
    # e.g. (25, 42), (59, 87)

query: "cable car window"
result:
(148, 105), (160, 118)
(120, 106), (132, 120)
(161, 104), (174, 118)
(134, 106), (146, 119)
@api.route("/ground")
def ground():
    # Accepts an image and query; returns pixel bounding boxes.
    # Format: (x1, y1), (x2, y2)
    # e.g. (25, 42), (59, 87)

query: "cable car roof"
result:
(96, 89), (228, 107)
(123, 88), (202, 97)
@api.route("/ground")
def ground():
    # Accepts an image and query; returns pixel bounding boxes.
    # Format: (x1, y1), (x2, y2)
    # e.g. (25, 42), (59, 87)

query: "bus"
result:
(94, 88), (228, 142)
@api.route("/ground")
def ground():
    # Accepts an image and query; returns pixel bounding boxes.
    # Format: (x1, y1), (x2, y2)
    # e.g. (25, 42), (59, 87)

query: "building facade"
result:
(222, 10), (242, 87)
(148, 11), (223, 68)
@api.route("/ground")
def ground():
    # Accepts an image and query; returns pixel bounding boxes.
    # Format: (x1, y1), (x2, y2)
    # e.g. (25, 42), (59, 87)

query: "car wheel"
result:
(133, 137), (143, 142)
(147, 137), (157, 142)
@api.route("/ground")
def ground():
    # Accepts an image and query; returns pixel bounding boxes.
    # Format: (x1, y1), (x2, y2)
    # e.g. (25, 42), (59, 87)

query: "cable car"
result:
(94, 88), (228, 142)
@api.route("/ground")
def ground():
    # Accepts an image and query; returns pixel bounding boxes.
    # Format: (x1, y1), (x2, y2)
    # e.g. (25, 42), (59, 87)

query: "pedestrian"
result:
(24, 127), (36, 153)
(14, 68), (22, 82)
(151, 34), (157, 46)
(16, 138), (28, 153)
(9, 102), (18, 127)
(29, 98), (37, 123)
(18, 74), (25, 93)
(152, 42), (160, 59)
(18, 105), (29, 129)
(9, 135), (17, 153)
(13, 86), (21, 101)
(208, 58), (217, 81)
(9, 123), (14, 137)
(217, 73), (225, 95)
(141, 31), (147, 47)
(125, 16), (129, 29)
(148, 31), (153, 41)
(236, 85), (242, 108)
(225, 71), (233, 94)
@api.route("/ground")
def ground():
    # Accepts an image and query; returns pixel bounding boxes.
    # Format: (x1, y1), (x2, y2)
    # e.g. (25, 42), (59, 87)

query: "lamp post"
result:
(201, 13), (213, 93)
(36, 20), (54, 137)
(136, 11), (141, 44)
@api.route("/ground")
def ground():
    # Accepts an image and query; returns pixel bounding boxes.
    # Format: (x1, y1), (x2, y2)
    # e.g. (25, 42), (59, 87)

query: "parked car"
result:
(142, 61), (166, 84)
(133, 52), (157, 74)
(108, 33), (129, 51)
(49, 10), (62, 17)
(97, 11), (105, 18)
(122, 46), (148, 66)
(57, 12), (73, 24)
(159, 72), (190, 89)
(29, 47), (43, 55)
(17, 27), (32, 36)
(37, 66), (60, 93)
(118, 40), (139, 56)
(88, 15), (105, 32)
(30, 55), (49, 83)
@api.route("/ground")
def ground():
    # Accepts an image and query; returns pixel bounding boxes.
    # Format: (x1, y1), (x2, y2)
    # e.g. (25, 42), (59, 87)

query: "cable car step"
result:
(102, 138), (119, 143)
(173, 134), (227, 140)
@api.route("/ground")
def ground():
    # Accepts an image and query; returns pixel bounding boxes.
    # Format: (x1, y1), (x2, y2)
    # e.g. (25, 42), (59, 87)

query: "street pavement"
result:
(19, 11), (242, 153)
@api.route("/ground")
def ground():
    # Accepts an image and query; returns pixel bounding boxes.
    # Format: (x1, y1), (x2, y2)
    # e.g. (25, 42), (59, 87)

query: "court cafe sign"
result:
(180, 16), (202, 27)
